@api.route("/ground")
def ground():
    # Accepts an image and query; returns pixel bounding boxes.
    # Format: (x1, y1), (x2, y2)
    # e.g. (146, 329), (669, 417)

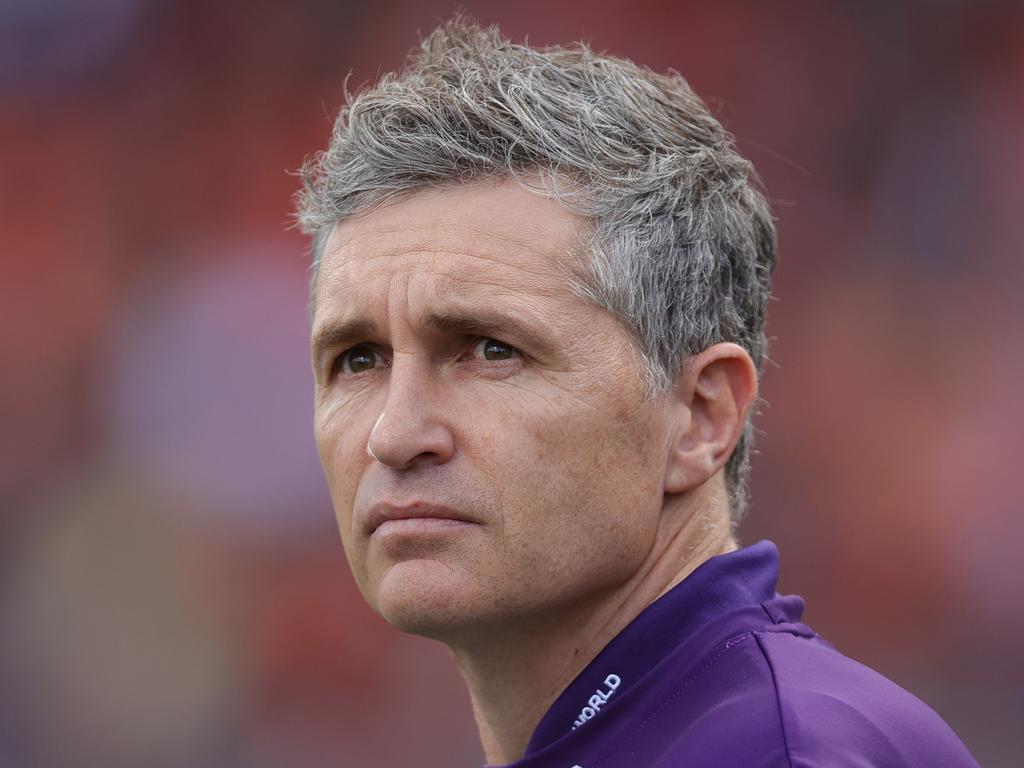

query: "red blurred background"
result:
(1, 1), (1021, 765)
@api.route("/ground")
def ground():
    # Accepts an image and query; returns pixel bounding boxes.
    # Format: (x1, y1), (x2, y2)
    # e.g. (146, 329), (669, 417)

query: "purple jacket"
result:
(496, 541), (979, 768)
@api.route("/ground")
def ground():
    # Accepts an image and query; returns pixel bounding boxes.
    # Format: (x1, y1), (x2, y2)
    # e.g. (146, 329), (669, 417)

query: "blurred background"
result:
(1, 0), (1021, 765)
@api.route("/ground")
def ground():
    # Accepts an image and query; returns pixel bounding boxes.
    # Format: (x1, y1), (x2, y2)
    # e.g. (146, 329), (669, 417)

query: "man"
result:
(298, 19), (979, 768)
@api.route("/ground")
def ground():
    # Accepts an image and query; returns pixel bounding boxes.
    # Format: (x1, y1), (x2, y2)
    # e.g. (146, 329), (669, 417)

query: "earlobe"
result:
(663, 343), (758, 495)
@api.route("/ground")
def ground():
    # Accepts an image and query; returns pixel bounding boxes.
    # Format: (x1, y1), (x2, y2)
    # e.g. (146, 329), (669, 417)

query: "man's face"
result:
(311, 181), (676, 639)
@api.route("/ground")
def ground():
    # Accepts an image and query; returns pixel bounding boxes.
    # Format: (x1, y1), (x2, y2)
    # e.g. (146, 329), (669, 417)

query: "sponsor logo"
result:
(571, 673), (621, 730)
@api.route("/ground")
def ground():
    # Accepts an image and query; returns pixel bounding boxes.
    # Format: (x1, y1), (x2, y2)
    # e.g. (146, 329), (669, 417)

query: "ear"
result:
(663, 343), (759, 495)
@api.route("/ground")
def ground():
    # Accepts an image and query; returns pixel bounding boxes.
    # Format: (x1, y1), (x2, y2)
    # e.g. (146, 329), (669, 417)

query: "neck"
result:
(449, 487), (736, 765)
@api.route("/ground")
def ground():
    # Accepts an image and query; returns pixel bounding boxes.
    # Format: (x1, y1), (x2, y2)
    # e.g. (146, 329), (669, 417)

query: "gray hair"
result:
(296, 18), (778, 522)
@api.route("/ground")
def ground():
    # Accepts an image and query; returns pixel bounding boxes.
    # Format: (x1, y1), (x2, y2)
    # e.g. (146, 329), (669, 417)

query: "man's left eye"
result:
(473, 337), (520, 361)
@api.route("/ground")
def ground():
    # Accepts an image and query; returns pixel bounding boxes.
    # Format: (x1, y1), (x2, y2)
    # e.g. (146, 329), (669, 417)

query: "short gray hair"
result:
(296, 18), (778, 522)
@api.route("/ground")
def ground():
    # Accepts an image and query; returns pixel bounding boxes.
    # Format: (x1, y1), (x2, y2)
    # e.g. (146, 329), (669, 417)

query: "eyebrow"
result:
(310, 318), (377, 369)
(310, 309), (556, 369)
(420, 309), (557, 354)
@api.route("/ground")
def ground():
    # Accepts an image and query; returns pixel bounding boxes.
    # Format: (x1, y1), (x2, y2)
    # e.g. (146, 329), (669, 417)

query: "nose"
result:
(366, 357), (455, 469)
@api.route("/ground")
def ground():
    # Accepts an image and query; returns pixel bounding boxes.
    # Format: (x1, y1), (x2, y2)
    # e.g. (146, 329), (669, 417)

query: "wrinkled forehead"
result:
(310, 182), (593, 317)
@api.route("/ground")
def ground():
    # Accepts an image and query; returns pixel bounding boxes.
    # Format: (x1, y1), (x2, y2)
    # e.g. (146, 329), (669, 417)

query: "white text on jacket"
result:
(571, 674), (622, 730)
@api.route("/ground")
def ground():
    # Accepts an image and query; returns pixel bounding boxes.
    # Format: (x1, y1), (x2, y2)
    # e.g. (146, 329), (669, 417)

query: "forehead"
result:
(312, 181), (590, 314)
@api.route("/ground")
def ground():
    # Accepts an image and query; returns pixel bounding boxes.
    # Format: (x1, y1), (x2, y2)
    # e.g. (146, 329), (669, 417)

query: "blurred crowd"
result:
(1, 0), (1021, 765)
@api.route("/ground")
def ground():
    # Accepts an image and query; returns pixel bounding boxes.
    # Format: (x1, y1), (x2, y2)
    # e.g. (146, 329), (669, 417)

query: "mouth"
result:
(364, 502), (479, 537)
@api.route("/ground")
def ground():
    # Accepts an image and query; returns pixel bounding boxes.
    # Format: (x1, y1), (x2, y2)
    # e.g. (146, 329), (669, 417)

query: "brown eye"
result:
(341, 345), (379, 374)
(476, 338), (519, 361)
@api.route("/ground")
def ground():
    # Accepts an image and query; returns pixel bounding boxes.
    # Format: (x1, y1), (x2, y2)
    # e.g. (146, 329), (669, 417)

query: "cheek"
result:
(476, 388), (666, 579)
(527, 385), (663, 493)
(316, 420), (379, 600)
(314, 401), (371, 537)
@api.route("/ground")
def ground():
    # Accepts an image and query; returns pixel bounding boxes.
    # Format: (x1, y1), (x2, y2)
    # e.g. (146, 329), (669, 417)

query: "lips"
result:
(363, 502), (478, 536)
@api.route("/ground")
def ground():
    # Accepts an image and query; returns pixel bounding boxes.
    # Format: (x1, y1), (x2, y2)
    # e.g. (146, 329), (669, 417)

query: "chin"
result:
(371, 558), (489, 640)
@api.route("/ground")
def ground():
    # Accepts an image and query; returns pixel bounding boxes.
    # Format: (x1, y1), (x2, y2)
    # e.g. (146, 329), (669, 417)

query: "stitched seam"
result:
(754, 632), (795, 768)
(589, 632), (754, 768)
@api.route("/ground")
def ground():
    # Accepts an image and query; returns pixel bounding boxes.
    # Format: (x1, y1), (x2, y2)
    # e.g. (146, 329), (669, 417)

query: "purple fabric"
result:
(494, 541), (979, 768)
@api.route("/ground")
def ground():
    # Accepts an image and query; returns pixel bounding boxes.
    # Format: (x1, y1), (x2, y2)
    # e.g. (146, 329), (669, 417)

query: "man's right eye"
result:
(337, 345), (383, 375)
